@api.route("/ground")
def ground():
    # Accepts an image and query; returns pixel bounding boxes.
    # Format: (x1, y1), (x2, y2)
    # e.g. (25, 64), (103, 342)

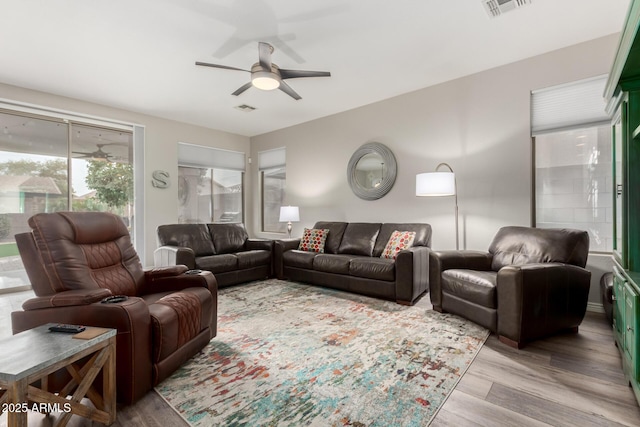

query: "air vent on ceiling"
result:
(481, 0), (531, 18)
(234, 104), (256, 112)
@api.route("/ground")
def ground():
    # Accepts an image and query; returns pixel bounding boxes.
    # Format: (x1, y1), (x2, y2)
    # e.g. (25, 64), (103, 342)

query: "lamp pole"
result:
(435, 163), (459, 250)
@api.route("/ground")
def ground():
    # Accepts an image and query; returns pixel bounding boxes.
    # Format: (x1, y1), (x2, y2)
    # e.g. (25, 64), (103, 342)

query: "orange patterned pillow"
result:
(381, 230), (416, 259)
(298, 228), (330, 253)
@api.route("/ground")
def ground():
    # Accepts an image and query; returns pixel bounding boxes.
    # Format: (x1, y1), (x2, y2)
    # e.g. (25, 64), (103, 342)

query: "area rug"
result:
(156, 279), (489, 426)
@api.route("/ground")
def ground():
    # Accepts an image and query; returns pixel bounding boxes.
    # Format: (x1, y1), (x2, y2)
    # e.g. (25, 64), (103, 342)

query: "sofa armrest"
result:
(21, 288), (113, 311)
(395, 246), (430, 305)
(11, 297), (153, 404)
(428, 250), (493, 309)
(140, 270), (217, 296)
(274, 239), (302, 279)
(154, 245), (196, 270)
(497, 263), (591, 347)
(246, 238), (274, 251)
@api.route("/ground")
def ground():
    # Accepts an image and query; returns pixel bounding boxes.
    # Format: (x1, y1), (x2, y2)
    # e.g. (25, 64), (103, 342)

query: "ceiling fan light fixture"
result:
(252, 72), (280, 91)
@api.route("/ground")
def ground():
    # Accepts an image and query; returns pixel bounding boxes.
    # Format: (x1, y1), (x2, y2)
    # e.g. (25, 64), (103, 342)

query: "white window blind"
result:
(531, 75), (610, 135)
(258, 147), (286, 170)
(178, 142), (245, 171)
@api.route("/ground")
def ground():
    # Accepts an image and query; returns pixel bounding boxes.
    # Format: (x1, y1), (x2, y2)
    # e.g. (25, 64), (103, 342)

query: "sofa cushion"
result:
(381, 231), (416, 259)
(373, 223), (432, 257)
(349, 257), (395, 281)
(235, 250), (271, 269)
(195, 253), (238, 273)
(441, 269), (497, 309)
(313, 222), (348, 254)
(338, 223), (381, 256)
(488, 226), (589, 271)
(207, 223), (248, 254)
(298, 228), (330, 253)
(283, 250), (316, 269)
(313, 254), (353, 275)
(157, 224), (215, 256)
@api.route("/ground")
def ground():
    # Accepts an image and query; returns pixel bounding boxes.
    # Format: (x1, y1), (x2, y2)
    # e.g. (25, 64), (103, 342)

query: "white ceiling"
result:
(0, 0), (630, 137)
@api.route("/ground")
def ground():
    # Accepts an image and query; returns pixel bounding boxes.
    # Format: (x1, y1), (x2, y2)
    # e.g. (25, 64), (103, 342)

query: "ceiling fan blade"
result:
(232, 82), (253, 96)
(279, 69), (331, 80)
(258, 42), (273, 70)
(278, 81), (302, 100)
(195, 62), (249, 72)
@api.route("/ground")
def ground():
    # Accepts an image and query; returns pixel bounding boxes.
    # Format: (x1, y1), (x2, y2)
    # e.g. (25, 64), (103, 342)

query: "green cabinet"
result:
(606, 0), (640, 407)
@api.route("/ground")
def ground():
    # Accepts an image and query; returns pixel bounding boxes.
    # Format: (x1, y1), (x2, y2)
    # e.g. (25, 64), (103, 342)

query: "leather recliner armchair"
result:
(429, 226), (590, 348)
(11, 212), (218, 404)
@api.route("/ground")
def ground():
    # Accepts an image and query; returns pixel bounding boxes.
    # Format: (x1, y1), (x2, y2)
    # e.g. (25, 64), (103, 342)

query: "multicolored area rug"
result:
(156, 280), (489, 426)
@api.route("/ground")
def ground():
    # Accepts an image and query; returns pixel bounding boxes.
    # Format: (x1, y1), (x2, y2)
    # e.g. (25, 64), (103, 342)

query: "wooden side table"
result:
(0, 324), (117, 427)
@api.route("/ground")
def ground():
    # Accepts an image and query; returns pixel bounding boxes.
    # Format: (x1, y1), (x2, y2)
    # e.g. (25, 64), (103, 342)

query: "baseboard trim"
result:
(587, 302), (605, 313)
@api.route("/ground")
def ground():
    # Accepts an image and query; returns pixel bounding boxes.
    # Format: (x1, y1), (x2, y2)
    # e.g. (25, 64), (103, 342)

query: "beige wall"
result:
(249, 34), (619, 304)
(250, 34), (618, 247)
(0, 83), (250, 266)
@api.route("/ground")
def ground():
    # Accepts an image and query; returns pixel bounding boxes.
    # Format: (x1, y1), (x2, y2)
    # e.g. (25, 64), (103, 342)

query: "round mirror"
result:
(347, 142), (397, 200)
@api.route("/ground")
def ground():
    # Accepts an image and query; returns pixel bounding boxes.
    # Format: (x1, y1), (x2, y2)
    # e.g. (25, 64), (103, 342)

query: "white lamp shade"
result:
(279, 206), (300, 222)
(416, 172), (456, 196)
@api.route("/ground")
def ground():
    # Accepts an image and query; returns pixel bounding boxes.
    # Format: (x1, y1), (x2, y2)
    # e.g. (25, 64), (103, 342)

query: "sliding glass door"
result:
(0, 110), (134, 293)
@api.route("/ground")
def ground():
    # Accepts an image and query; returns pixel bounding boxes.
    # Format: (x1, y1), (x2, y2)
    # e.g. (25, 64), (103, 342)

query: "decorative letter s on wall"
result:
(152, 170), (170, 189)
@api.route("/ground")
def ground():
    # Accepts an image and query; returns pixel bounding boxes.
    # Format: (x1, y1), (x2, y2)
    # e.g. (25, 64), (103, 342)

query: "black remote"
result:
(49, 324), (86, 333)
(185, 269), (203, 275)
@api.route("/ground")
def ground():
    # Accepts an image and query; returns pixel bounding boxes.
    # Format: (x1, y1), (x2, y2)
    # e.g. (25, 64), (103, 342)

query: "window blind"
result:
(531, 75), (610, 135)
(258, 147), (286, 170)
(178, 142), (245, 171)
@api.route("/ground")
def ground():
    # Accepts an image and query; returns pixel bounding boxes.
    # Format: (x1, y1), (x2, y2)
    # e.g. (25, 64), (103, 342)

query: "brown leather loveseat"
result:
(12, 212), (217, 404)
(154, 223), (273, 287)
(275, 222), (431, 305)
(429, 226), (591, 348)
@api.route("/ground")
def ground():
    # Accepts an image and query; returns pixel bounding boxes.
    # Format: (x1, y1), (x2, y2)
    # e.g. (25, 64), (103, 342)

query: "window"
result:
(259, 148), (286, 233)
(0, 108), (137, 292)
(177, 143), (245, 224)
(531, 75), (612, 252)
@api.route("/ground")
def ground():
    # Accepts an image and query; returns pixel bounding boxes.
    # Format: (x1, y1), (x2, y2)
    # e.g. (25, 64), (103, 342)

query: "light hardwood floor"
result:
(1, 290), (639, 426)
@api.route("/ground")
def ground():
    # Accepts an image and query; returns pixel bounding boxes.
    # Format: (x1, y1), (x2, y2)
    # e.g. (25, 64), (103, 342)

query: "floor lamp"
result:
(416, 163), (459, 250)
(279, 206), (300, 238)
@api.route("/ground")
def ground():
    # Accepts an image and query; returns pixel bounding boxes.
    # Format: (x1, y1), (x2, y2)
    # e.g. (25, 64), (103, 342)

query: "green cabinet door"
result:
(614, 266), (627, 347)
(624, 280), (640, 380)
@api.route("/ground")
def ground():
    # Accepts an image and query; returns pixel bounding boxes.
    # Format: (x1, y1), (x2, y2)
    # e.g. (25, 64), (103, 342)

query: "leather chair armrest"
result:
(11, 297), (153, 405)
(154, 245), (196, 270)
(395, 246), (429, 305)
(497, 263), (591, 347)
(274, 239), (301, 279)
(429, 250), (493, 310)
(21, 288), (113, 311)
(246, 238), (274, 251)
(139, 270), (218, 296)
(144, 265), (189, 279)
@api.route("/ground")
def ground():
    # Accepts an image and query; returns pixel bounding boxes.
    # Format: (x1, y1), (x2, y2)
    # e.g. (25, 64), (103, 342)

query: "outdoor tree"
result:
(85, 160), (133, 214)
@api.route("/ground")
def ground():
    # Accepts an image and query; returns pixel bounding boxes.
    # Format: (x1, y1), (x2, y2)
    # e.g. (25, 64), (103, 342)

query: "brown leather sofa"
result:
(154, 223), (273, 287)
(11, 212), (217, 404)
(429, 226), (591, 348)
(275, 222), (431, 305)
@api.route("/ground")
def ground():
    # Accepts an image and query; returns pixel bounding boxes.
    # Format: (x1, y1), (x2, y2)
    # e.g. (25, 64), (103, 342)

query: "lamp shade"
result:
(416, 172), (456, 196)
(279, 206), (300, 222)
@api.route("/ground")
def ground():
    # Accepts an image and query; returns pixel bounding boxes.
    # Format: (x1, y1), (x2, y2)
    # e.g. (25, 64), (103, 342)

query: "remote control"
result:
(185, 269), (203, 275)
(49, 324), (86, 333)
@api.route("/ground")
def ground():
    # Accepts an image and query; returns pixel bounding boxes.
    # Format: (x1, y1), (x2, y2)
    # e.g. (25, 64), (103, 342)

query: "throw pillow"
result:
(381, 230), (416, 259)
(298, 228), (330, 253)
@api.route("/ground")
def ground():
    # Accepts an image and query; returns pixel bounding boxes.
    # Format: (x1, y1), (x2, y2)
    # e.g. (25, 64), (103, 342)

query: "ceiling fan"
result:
(195, 42), (331, 100)
(72, 143), (116, 160)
